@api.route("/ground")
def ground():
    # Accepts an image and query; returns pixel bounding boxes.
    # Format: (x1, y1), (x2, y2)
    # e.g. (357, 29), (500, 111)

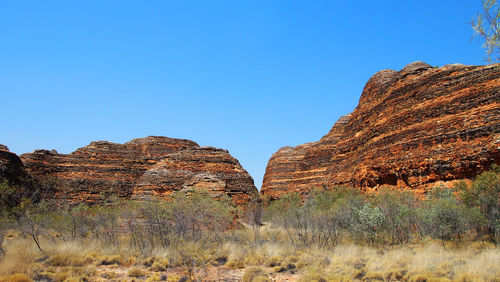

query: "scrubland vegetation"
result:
(0, 168), (499, 281)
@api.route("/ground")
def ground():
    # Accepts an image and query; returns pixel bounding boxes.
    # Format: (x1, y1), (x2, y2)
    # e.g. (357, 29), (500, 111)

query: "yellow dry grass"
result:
(0, 239), (40, 278)
(0, 231), (499, 281)
(296, 241), (500, 281)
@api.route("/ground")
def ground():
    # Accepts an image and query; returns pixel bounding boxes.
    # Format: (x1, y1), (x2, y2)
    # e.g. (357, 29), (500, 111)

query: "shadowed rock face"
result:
(0, 145), (29, 187)
(20, 136), (258, 205)
(262, 62), (500, 199)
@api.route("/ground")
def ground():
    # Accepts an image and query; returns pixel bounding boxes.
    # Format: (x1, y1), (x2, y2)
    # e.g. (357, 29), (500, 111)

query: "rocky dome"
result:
(261, 62), (500, 199)
(20, 136), (258, 205)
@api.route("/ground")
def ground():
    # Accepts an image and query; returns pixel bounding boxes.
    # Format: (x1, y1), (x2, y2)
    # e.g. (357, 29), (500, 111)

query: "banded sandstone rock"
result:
(20, 136), (258, 205)
(261, 62), (500, 199)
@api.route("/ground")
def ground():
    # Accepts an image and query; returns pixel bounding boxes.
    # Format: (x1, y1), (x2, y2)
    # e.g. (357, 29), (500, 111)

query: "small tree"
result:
(241, 198), (263, 244)
(472, 0), (500, 62)
(418, 186), (480, 244)
(265, 193), (301, 247)
(373, 190), (417, 244)
(169, 190), (234, 243)
(458, 167), (500, 243)
(353, 203), (385, 244)
(10, 199), (48, 252)
(44, 204), (90, 243)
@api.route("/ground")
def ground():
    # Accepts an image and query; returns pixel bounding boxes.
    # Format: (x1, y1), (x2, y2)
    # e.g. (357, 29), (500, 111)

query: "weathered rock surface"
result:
(20, 136), (258, 205)
(0, 145), (29, 187)
(262, 62), (500, 199)
(0, 145), (39, 208)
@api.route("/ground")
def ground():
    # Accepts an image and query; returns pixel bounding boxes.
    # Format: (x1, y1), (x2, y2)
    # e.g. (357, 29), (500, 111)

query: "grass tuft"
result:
(0, 273), (32, 282)
(242, 267), (270, 282)
(127, 267), (146, 278)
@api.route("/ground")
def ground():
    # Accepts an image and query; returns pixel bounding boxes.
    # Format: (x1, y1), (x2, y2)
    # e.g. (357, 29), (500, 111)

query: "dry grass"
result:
(0, 239), (40, 278)
(0, 273), (32, 282)
(295, 242), (500, 281)
(1, 230), (499, 281)
(127, 267), (146, 278)
(242, 267), (270, 282)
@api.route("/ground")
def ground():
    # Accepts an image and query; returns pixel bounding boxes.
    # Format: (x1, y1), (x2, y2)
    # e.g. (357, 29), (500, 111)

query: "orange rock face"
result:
(20, 136), (258, 205)
(261, 62), (500, 199)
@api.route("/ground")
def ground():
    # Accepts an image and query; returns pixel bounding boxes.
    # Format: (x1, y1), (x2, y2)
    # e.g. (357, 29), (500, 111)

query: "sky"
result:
(0, 0), (489, 190)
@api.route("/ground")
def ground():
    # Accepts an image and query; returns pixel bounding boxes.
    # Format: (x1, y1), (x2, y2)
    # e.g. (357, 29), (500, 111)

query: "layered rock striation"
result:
(20, 136), (258, 205)
(262, 62), (500, 199)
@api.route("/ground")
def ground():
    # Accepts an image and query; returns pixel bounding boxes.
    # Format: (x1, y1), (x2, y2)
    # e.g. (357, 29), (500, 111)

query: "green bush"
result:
(418, 186), (479, 243)
(353, 203), (385, 244)
(372, 190), (417, 244)
(4, 168), (498, 260)
(458, 168), (500, 243)
(264, 187), (366, 247)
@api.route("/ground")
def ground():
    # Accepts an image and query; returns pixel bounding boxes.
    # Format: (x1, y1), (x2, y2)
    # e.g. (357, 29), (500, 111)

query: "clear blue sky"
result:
(0, 1), (488, 189)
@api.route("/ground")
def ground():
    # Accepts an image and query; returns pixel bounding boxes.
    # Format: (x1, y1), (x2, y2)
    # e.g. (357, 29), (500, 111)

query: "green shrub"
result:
(458, 168), (500, 243)
(418, 186), (477, 243)
(372, 190), (417, 244)
(353, 203), (385, 244)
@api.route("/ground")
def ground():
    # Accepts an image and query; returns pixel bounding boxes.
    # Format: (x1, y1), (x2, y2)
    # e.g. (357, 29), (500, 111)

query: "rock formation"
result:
(20, 136), (258, 205)
(0, 145), (39, 208)
(262, 62), (500, 199)
(0, 145), (29, 187)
